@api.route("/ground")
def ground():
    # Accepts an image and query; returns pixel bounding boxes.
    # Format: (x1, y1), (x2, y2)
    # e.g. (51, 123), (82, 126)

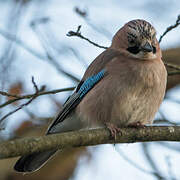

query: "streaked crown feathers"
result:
(127, 19), (156, 43)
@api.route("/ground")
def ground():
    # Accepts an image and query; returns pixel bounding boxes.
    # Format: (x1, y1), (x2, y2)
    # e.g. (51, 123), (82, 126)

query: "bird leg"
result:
(128, 121), (145, 128)
(105, 123), (121, 139)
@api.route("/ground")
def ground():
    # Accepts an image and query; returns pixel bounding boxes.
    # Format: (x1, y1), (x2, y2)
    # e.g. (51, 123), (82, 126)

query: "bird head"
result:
(111, 19), (161, 60)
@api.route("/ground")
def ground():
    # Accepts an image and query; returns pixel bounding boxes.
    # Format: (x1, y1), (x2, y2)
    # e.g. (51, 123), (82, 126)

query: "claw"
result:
(106, 123), (121, 140)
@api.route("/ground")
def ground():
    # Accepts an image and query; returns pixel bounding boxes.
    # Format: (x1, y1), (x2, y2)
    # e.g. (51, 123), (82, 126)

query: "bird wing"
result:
(47, 69), (106, 133)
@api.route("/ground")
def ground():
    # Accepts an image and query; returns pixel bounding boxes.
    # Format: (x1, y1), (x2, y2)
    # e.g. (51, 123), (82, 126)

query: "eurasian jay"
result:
(14, 19), (167, 172)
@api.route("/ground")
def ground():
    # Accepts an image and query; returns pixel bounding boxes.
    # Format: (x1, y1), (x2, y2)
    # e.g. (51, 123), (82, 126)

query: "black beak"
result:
(141, 42), (153, 52)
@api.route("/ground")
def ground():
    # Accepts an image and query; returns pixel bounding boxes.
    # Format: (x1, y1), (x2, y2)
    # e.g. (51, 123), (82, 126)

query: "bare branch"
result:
(1, 126), (180, 159)
(159, 15), (180, 43)
(0, 87), (75, 108)
(0, 77), (40, 123)
(164, 62), (180, 71)
(0, 96), (35, 123)
(67, 25), (108, 49)
(31, 76), (39, 92)
(168, 71), (180, 76)
(0, 91), (21, 99)
(165, 62), (180, 76)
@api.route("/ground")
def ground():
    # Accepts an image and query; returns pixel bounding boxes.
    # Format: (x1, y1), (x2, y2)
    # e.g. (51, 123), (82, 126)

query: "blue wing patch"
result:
(78, 69), (105, 98)
(47, 69), (106, 132)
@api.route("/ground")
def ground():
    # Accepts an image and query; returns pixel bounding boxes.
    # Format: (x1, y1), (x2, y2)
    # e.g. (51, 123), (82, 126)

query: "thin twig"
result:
(165, 62), (180, 78)
(0, 96), (35, 123)
(67, 25), (108, 49)
(0, 91), (21, 98)
(164, 62), (180, 71)
(168, 71), (180, 76)
(0, 87), (75, 108)
(159, 15), (180, 43)
(0, 77), (40, 123)
(31, 76), (39, 92)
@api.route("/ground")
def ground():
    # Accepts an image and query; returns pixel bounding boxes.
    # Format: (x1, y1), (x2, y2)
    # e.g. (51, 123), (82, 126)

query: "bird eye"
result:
(127, 46), (140, 54)
(152, 46), (156, 54)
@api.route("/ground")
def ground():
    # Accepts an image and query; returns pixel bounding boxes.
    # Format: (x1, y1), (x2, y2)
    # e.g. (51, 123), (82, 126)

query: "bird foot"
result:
(128, 121), (145, 128)
(105, 123), (121, 139)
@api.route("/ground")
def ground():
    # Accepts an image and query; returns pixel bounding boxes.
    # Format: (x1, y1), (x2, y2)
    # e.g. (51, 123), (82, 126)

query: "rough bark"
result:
(0, 126), (179, 159)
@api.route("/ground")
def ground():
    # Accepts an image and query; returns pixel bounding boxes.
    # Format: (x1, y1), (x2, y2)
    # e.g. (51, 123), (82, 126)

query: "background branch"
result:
(67, 25), (108, 49)
(0, 87), (75, 108)
(159, 15), (180, 43)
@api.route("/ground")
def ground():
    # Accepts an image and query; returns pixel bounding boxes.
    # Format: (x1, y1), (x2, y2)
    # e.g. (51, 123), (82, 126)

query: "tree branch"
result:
(0, 86), (75, 124)
(168, 71), (180, 76)
(159, 15), (180, 43)
(0, 77), (41, 123)
(0, 87), (75, 108)
(165, 62), (180, 76)
(164, 62), (180, 71)
(67, 25), (108, 49)
(0, 126), (180, 159)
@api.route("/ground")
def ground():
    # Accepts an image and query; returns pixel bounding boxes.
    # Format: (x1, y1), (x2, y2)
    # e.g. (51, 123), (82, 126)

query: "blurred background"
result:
(0, 0), (180, 179)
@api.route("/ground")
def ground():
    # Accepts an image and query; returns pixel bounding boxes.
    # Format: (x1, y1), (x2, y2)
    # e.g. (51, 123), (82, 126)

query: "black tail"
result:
(14, 150), (57, 172)
(14, 112), (82, 172)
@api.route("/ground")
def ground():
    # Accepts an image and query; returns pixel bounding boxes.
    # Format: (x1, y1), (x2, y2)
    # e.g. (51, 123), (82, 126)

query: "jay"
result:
(14, 19), (167, 172)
